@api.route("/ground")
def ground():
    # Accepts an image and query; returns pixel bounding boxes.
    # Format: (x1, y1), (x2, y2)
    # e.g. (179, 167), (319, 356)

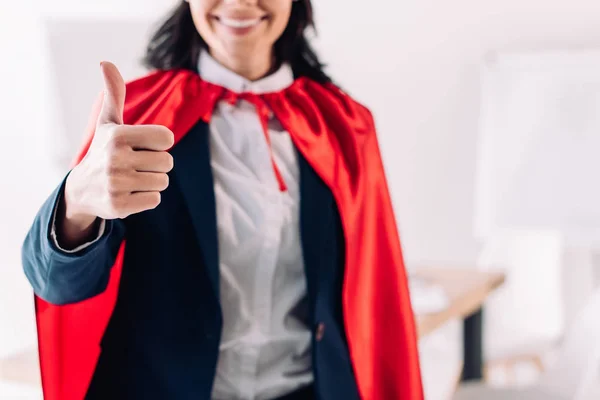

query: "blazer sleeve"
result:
(22, 174), (125, 305)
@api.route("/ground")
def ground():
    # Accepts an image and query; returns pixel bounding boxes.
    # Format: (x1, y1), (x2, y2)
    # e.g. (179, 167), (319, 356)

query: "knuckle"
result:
(106, 193), (126, 214)
(104, 125), (119, 140)
(157, 125), (173, 136)
(164, 153), (174, 171)
(159, 174), (169, 190)
(105, 163), (121, 177)
(107, 126), (129, 148)
(105, 147), (131, 174)
(158, 126), (175, 145)
(149, 192), (161, 209)
(106, 174), (123, 194)
(117, 211), (131, 220)
(153, 192), (162, 206)
(105, 152), (122, 174)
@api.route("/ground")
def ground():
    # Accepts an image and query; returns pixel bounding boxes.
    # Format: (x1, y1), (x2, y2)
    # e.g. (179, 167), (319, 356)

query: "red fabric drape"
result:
(35, 70), (423, 400)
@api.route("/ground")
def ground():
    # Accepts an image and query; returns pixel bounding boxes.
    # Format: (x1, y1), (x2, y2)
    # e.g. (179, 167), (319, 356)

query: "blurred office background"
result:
(2, 0), (600, 398)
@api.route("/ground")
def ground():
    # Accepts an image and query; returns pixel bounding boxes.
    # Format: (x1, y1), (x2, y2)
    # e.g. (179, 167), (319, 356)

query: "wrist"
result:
(63, 169), (96, 229)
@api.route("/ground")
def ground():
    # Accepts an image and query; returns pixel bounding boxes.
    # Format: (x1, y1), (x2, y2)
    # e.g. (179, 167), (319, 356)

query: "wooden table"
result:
(413, 267), (506, 381)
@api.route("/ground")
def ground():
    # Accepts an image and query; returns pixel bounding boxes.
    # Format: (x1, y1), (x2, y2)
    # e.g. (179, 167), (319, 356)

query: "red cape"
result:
(35, 70), (423, 400)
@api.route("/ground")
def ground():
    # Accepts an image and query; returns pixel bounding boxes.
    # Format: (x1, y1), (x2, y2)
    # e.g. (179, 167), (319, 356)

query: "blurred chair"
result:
(477, 229), (565, 385)
(454, 286), (600, 400)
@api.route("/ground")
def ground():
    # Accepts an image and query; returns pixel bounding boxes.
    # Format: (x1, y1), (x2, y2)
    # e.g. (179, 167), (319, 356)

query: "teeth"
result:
(219, 17), (261, 29)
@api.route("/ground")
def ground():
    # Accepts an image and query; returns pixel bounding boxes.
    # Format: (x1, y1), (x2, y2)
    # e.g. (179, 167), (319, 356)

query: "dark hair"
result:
(143, 0), (331, 84)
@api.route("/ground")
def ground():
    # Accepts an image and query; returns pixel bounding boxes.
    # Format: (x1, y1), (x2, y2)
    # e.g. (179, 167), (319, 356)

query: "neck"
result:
(209, 48), (275, 81)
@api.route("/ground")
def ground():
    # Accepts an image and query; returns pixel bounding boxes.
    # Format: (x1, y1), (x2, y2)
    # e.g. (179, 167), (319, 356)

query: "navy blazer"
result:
(22, 121), (361, 400)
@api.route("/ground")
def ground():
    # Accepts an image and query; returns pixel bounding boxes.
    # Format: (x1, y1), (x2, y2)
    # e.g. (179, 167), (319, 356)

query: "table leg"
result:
(462, 307), (483, 381)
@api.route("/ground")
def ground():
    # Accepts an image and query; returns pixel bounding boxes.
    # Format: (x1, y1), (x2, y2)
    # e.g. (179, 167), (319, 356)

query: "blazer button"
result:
(315, 323), (326, 342)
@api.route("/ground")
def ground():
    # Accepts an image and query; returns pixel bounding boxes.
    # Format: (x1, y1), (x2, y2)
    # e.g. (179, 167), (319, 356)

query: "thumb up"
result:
(98, 62), (126, 126)
(64, 62), (175, 222)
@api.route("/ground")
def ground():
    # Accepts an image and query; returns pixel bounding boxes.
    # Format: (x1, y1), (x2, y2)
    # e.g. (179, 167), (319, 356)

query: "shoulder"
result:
(125, 68), (197, 90)
(298, 79), (376, 131)
(121, 69), (202, 122)
(123, 69), (199, 106)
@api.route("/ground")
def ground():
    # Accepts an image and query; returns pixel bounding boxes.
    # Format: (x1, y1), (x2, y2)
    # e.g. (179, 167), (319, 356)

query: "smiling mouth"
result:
(213, 15), (268, 30)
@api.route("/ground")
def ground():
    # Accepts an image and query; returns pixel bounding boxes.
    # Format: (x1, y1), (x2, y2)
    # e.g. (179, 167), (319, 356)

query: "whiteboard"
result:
(474, 50), (600, 245)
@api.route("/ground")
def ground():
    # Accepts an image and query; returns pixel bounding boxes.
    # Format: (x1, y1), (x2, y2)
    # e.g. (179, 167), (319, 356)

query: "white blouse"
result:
(199, 53), (312, 400)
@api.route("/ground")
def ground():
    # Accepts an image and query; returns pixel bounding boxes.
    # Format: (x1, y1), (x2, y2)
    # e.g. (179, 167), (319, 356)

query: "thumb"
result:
(97, 61), (126, 126)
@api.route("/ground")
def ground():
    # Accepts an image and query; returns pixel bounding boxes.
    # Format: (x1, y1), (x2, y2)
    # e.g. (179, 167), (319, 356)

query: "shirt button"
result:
(315, 323), (326, 342)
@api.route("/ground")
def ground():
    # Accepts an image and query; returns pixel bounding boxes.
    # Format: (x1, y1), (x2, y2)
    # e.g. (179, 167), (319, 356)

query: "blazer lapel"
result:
(170, 120), (220, 299)
(298, 148), (335, 316)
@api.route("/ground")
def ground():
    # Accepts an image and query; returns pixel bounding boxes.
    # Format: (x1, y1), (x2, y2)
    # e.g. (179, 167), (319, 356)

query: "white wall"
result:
(314, 0), (600, 266)
(3, 0), (600, 359)
(0, 5), (61, 358)
(0, 0), (178, 358)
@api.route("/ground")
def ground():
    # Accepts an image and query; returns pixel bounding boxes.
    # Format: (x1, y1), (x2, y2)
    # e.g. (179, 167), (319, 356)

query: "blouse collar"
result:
(198, 50), (294, 94)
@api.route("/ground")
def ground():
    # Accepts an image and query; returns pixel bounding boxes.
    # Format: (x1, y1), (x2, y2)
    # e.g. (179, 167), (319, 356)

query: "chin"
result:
(221, 42), (266, 60)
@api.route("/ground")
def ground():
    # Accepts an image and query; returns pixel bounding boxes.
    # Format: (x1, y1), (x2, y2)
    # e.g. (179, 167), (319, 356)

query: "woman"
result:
(22, 1), (423, 399)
